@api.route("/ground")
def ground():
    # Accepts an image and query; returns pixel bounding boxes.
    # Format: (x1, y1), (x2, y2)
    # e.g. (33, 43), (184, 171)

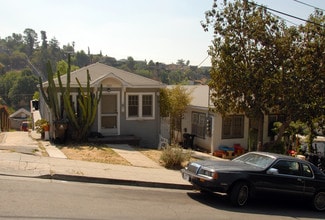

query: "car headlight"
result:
(199, 169), (218, 179)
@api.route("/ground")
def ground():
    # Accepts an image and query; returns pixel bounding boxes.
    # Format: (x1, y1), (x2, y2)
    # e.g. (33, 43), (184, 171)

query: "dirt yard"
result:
(59, 144), (163, 165)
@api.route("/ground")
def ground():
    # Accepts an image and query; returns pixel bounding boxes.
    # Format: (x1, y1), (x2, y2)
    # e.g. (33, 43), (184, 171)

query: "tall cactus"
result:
(39, 62), (62, 121)
(39, 54), (102, 142)
(57, 54), (103, 141)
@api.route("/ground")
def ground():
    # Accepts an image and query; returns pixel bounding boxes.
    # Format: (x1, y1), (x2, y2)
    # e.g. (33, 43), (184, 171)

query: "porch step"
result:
(88, 135), (141, 146)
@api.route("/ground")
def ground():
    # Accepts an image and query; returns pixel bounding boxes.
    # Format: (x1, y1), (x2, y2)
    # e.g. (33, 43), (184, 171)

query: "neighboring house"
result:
(39, 62), (165, 147)
(0, 105), (10, 132)
(9, 108), (31, 130)
(176, 85), (274, 153)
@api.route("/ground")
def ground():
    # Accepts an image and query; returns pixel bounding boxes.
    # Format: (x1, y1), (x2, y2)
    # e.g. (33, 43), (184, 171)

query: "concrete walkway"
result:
(109, 144), (162, 168)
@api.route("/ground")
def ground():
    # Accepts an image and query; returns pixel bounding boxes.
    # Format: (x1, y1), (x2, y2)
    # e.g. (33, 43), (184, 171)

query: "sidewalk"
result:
(1, 131), (203, 190)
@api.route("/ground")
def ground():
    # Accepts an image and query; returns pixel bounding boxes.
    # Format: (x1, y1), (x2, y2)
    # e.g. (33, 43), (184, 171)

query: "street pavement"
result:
(0, 131), (220, 190)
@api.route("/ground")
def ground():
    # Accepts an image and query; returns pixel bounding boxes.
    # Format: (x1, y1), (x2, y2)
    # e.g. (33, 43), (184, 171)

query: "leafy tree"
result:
(56, 60), (68, 76)
(39, 30), (49, 75)
(33, 91), (40, 100)
(202, 0), (300, 149)
(176, 59), (185, 66)
(55, 60), (79, 77)
(126, 56), (135, 71)
(4, 33), (23, 51)
(160, 85), (192, 142)
(10, 51), (28, 69)
(23, 28), (38, 56)
(203, 0), (325, 150)
(0, 70), (21, 105)
(8, 69), (38, 108)
(75, 50), (90, 67)
(48, 37), (63, 64)
(40, 31), (48, 49)
(292, 11), (325, 148)
(101, 56), (117, 66)
(0, 54), (10, 71)
(261, 11), (325, 147)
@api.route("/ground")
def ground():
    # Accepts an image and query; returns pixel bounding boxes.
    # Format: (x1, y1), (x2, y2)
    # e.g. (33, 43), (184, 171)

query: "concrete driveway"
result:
(0, 131), (41, 155)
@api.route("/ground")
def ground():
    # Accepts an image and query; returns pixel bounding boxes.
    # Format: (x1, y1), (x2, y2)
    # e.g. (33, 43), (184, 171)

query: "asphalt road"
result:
(0, 176), (323, 220)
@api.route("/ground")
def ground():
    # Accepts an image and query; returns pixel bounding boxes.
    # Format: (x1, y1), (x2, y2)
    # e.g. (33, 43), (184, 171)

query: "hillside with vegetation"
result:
(0, 28), (210, 112)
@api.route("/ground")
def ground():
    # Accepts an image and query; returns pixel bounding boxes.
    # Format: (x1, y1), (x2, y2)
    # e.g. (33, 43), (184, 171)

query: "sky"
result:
(1, 0), (325, 66)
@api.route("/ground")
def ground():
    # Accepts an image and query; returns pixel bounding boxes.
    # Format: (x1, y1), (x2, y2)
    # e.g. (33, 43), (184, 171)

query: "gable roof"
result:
(50, 62), (165, 88)
(9, 108), (31, 118)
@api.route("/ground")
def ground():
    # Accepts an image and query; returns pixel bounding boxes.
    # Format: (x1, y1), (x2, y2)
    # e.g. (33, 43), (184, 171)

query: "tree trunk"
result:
(257, 113), (264, 151)
(274, 119), (291, 145)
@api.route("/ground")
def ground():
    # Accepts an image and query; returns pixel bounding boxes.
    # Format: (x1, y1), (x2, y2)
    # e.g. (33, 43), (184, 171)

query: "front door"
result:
(100, 92), (119, 135)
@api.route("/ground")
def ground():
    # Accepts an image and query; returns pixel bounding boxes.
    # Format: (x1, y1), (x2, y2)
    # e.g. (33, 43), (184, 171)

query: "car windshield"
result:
(233, 153), (276, 169)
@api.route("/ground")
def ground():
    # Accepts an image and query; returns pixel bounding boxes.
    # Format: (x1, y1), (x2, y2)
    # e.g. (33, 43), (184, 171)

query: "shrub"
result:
(35, 119), (49, 133)
(160, 144), (191, 169)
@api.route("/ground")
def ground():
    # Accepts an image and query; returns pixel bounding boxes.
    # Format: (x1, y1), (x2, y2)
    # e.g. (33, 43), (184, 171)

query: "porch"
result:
(88, 134), (141, 146)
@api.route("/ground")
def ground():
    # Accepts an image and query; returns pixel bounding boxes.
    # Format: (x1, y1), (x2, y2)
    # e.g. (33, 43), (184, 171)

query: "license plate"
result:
(183, 173), (190, 181)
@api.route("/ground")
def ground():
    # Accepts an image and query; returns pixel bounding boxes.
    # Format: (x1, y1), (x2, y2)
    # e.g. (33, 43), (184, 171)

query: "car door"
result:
(262, 160), (305, 197)
(299, 162), (317, 197)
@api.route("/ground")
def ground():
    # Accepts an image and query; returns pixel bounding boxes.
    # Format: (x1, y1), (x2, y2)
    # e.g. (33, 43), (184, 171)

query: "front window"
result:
(127, 93), (154, 120)
(222, 115), (244, 139)
(142, 95), (153, 117)
(191, 112), (206, 138)
(128, 95), (139, 117)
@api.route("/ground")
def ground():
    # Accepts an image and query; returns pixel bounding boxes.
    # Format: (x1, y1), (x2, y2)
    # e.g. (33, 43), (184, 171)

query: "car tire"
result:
(312, 191), (325, 211)
(230, 182), (249, 207)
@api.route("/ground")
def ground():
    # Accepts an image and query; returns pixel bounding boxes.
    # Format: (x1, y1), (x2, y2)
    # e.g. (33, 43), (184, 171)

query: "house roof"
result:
(9, 108), (31, 118)
(167, 85), (211, 108)
(49, 62), (165, 88)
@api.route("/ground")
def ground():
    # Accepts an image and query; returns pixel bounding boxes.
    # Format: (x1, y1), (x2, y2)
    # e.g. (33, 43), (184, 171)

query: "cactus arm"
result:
(39, 61), (61, 121)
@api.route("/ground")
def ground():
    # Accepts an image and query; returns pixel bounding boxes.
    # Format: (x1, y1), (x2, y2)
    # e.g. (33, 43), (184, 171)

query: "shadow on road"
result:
(187, 191), (324, 219)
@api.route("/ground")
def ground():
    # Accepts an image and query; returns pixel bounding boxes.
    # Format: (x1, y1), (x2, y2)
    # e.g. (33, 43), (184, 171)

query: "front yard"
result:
(59, 144), (164, 166)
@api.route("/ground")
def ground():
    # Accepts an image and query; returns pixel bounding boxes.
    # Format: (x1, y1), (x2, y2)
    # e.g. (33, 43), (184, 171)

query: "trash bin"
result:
(182, 133), (195, 149)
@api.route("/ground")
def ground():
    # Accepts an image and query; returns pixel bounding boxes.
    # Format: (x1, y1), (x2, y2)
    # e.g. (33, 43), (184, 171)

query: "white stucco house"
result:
(174, 85), (276, 153)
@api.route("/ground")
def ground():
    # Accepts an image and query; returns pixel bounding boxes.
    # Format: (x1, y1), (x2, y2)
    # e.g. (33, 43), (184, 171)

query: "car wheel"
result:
(230, 182), (249, 207)
(313, 191), (325, 211)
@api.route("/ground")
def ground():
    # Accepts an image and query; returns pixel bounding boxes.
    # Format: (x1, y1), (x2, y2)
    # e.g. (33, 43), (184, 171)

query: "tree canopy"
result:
(160, 85), (192, 142)
(203, 0), (325, 147)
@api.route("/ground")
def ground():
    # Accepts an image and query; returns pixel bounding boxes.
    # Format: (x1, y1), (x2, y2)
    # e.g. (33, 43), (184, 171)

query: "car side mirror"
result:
(267, 168), (279, 175)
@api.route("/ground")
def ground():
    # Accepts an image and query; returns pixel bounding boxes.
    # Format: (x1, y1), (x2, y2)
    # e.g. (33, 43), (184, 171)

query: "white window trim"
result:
(126, 92), (155, 120)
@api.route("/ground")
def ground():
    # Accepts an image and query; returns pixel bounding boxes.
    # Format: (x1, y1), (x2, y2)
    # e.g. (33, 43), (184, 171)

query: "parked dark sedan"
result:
(181, 151), (325, 211)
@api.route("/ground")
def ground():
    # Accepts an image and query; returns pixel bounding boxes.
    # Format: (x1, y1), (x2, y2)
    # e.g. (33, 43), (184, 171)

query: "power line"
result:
(248, 1), (325, 28)
(198, 55), (210, 67)
(293, 0), (325, 12)
(269, 11), (299, 26)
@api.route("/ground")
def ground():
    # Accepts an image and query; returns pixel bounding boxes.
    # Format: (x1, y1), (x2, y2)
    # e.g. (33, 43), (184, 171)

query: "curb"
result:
(39, 174), (194, 190)
(0, 173), (193, 190)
